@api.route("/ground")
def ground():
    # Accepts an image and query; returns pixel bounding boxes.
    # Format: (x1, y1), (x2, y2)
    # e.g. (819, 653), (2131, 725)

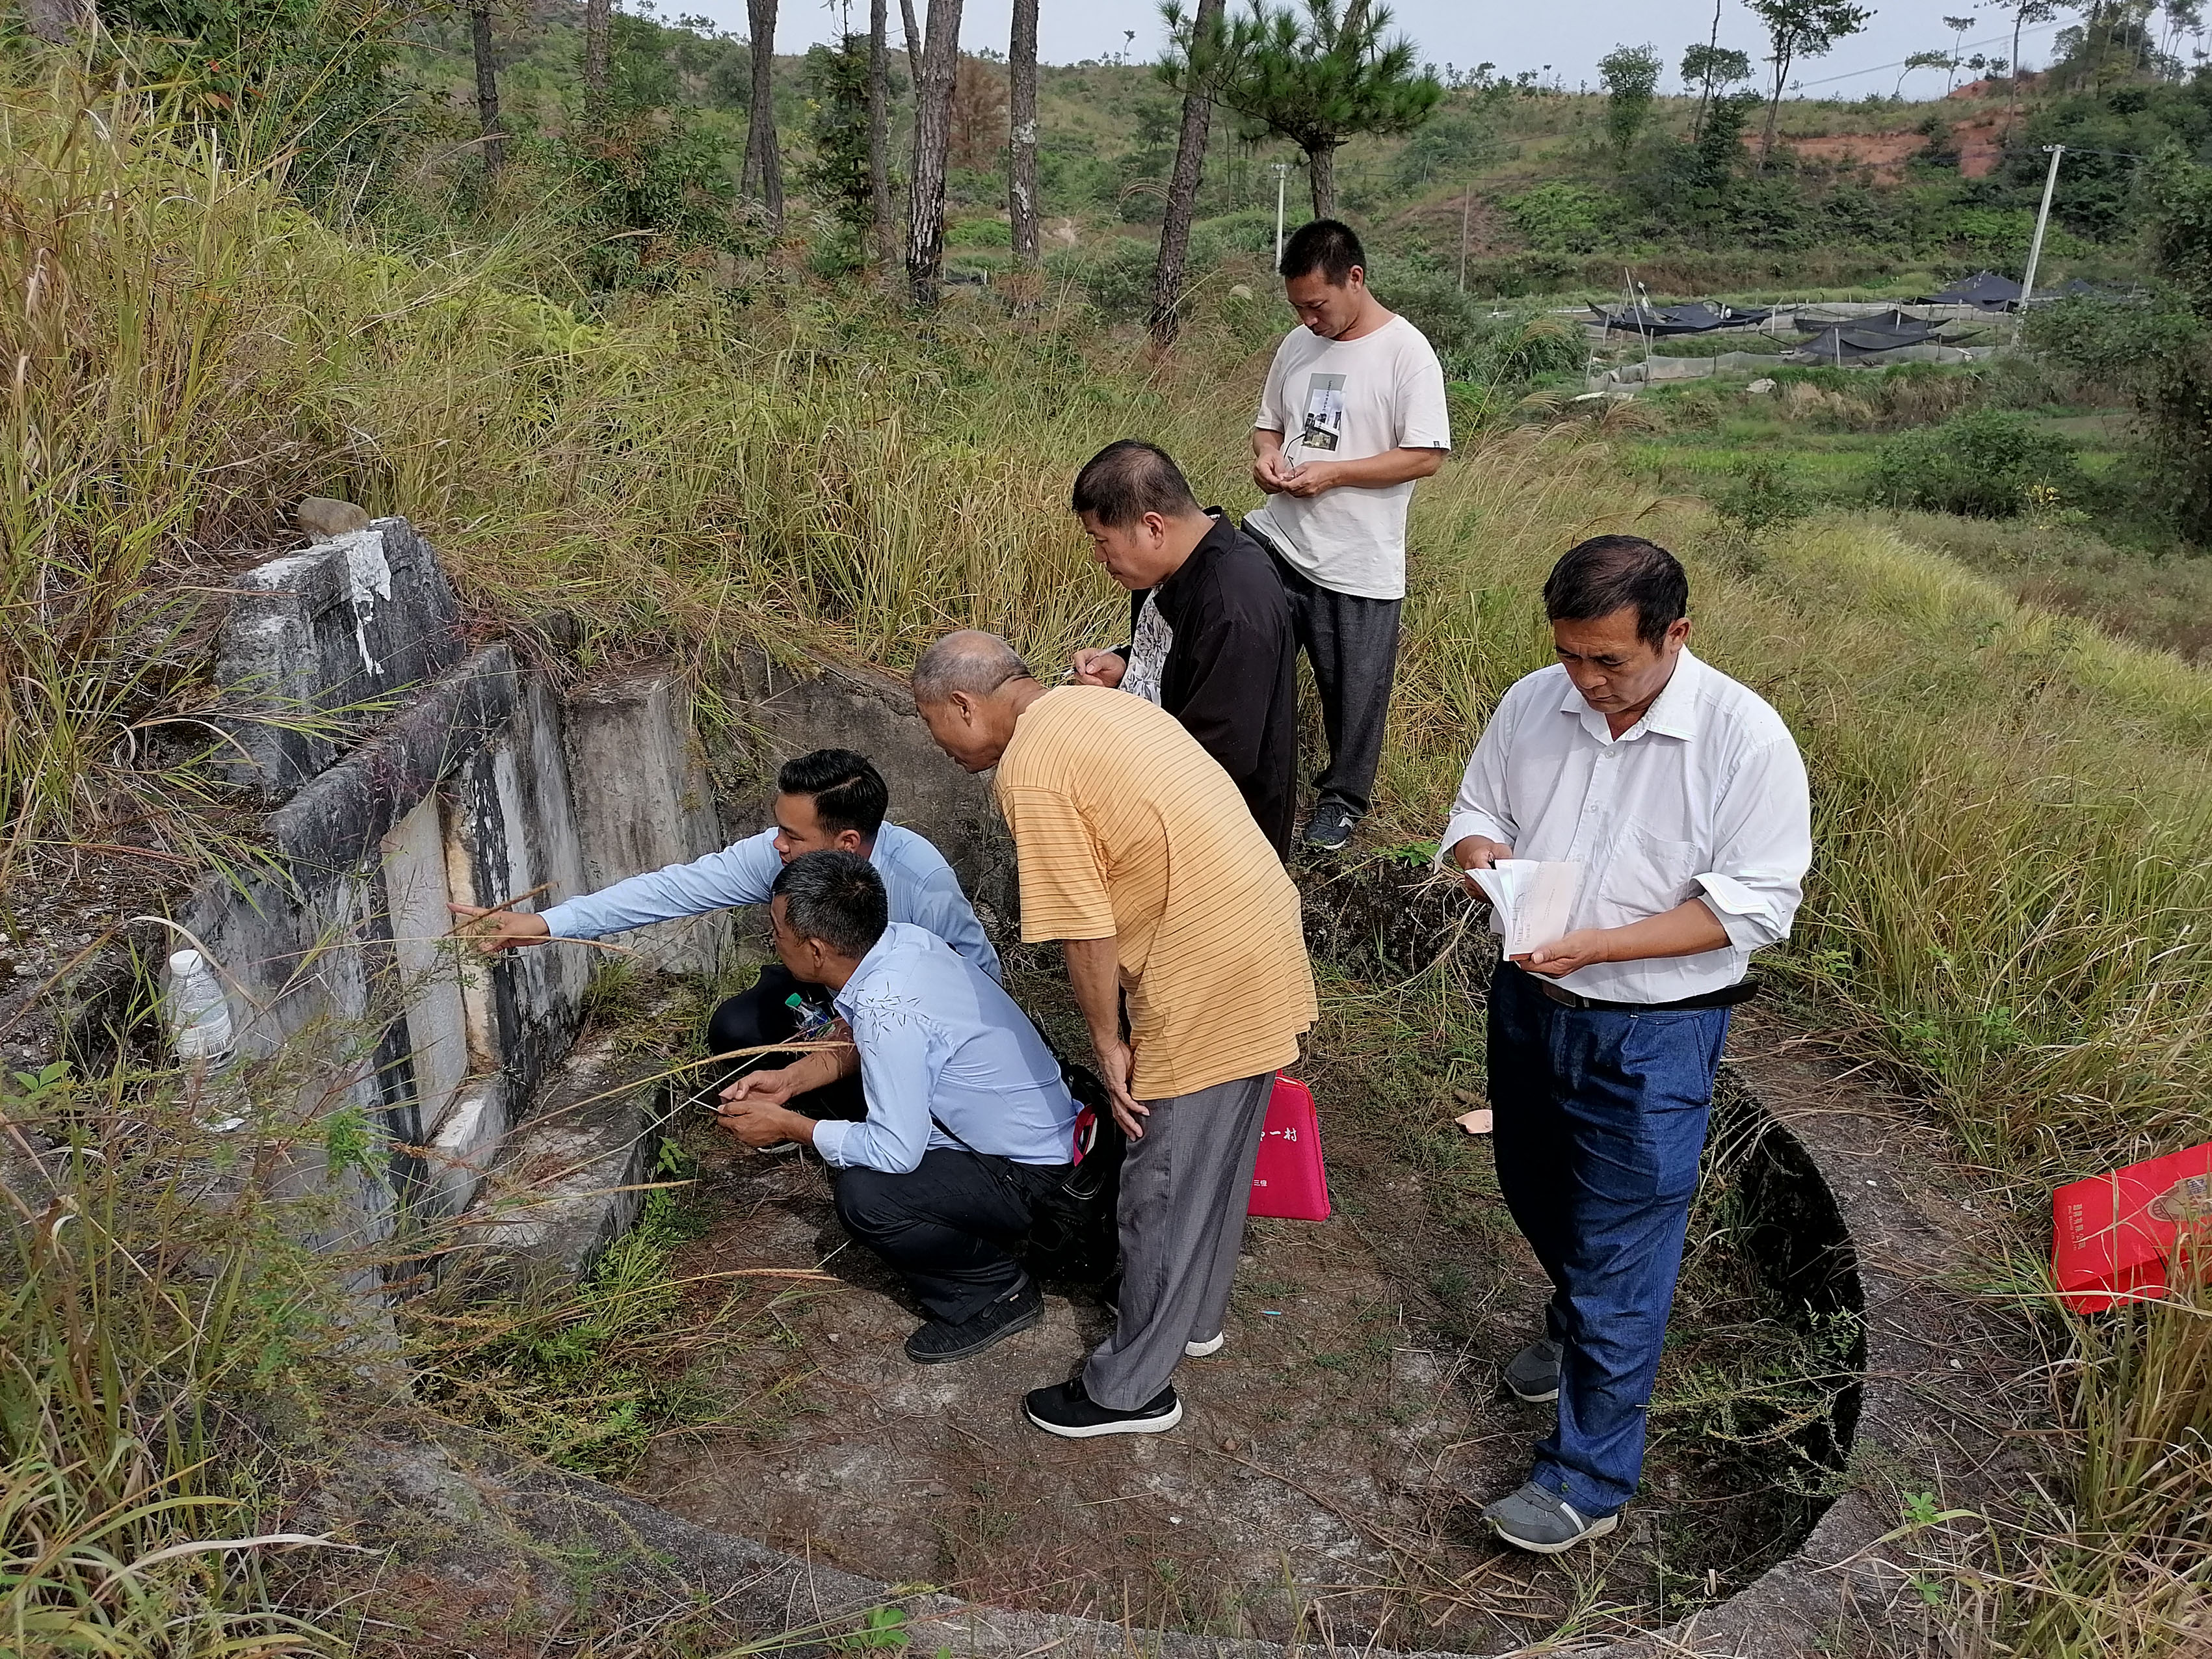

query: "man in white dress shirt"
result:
(1438, 535), (1812, 1554)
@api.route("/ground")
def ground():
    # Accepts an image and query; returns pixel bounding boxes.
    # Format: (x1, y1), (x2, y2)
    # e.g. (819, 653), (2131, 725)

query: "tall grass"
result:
(7, 62), (2212, 1656)
(1, 1054), (355, 1654)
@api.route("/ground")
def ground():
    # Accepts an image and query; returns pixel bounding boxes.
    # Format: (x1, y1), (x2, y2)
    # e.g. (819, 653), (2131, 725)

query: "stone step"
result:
(447, 1031), (675, 1301)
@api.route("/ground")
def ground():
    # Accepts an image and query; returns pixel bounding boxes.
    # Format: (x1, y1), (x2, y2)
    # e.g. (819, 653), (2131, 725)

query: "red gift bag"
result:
(2051, 1141), (2211, 1312)
(1249, 1074), (1331, 1221)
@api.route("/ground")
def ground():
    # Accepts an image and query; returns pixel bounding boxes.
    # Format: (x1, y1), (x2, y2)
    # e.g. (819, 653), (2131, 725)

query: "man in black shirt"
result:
(1067, 441), (1298, 856)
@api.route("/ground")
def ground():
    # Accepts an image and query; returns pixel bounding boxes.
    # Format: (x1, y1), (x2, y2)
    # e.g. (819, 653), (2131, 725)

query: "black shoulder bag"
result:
(928, 1057), (1124, 1281)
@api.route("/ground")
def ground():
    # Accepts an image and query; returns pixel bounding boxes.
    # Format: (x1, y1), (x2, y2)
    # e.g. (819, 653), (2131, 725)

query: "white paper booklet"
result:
(1469, 860), (1583, 957)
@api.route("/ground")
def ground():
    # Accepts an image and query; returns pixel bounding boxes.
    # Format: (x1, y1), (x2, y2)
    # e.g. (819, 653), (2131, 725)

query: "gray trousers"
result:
(1265, 545), (1402, 821)
(1083, 1070), (1276, 1410)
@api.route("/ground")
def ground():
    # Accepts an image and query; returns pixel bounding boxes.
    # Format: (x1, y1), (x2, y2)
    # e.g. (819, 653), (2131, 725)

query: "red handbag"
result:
(1249, 1074), (1331, 1221)
(2052, 1141), (2211, 1312)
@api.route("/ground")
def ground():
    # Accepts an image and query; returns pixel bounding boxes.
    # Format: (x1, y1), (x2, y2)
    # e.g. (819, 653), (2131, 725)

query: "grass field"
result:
(4, 64), (2211, 1656)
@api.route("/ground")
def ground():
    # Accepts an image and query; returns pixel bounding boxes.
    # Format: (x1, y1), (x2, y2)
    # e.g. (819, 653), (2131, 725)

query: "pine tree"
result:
(1153, 0), (1232, 344)
(742, 0), (784, 231)
(906, 0), (966, 302)
(1210, 0), (1442, 221)
(1746, 0), (1873, 170)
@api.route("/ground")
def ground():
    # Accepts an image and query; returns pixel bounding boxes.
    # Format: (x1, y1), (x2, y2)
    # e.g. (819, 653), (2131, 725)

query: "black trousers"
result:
(835, 1149), (1068, 1323)
(707, 962), (865, 1122)
(1264, 546), (1404, 821)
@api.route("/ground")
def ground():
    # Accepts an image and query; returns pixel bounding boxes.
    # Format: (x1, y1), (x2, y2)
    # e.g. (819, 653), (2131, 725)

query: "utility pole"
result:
(2016, 142), (2064, 341)
(1272, 161), (1291, 267)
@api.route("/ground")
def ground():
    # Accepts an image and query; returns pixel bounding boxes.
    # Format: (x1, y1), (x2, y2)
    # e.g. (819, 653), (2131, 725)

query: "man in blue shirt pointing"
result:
(452, 749), (998, 1125)
(717, 851), (1079, 1364)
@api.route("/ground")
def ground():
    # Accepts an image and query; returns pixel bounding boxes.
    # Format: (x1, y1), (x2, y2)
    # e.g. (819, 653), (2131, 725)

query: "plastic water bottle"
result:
(165, 949), (235, 1066)
(784, 992), (836, 1040)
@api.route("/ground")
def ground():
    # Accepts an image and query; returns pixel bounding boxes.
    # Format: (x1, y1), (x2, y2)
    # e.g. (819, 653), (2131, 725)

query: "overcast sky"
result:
(661, 1), (2094, 100)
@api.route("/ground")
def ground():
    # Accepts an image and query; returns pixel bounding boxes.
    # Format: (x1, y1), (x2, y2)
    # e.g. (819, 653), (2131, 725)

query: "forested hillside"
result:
(332, 3), (2212, 304)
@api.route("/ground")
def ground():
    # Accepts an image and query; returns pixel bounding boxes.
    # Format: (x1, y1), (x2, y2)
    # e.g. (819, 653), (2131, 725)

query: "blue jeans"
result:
(1487, 961), (1731, 1516)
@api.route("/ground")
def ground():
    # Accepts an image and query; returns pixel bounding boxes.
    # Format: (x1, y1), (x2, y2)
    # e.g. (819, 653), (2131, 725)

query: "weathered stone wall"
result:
(134, 522), (1014, 1316)
(715, 650), (1019, 932)
(168, 520), (728, 1299)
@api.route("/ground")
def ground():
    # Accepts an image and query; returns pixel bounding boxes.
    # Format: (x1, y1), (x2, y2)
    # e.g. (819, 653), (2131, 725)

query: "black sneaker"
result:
(1024, 1376), (1182, 1439)
(905, 1280), (1042, 1364)
(1302, 802), (1355, 851)
(1503, 1338), (1563, 1403)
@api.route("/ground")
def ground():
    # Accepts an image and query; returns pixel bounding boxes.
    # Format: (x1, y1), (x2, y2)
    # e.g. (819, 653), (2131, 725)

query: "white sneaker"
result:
(1185, 1332), (1226, 1358)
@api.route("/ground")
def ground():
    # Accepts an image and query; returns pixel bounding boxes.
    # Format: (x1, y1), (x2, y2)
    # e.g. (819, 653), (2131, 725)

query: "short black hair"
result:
(1542, 536), (1690, 648)
(772, 849), (888, 959)
(776, 749), (888, 840)
(1070, 440), (1202, 529)
(1279, 219), (1365, 285)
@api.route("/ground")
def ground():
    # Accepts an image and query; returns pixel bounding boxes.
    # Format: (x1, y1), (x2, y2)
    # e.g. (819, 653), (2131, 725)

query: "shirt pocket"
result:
(1597, 825), (1700, 922)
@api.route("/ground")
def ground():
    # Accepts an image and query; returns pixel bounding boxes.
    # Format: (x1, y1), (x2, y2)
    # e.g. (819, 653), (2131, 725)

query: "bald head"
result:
(912, 631), (1033, 706)
(911, 631), (1045, 773)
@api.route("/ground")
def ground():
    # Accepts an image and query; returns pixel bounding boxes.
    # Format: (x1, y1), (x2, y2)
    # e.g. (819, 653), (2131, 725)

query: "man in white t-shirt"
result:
(1246, 219), (1453, 851)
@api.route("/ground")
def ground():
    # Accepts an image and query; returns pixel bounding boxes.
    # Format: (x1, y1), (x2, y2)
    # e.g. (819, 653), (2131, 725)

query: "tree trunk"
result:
(743, 0), (784, 232)
(22, 0), (95, 42)
(1008, 0), (1040, 288)
(471, 4), (507, 173)
(906, 0), (964, 304)
(1758, 49), (1791, 173)
(901, 0), (924, 85)
(1306, 143), (1335, 221)
(1150, 0), (1226, 345)
(869, 0), (897, 268)
(2008, 8), (2025, 126)
(1691, 0), (1722, 140)
(582, 0), (611, 120)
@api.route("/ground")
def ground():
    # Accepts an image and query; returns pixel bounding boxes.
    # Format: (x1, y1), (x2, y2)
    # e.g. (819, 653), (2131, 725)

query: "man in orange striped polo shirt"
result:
(914, 630), (1319, 1437)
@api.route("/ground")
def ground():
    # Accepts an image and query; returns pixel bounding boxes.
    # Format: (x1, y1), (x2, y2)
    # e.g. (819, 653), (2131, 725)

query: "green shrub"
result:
(1501, 182), (1614, 254)
(945, 217), (1012, 247)
(1870, 409), (2086, 518)
(1711, 455), (1813, 539)
(1048, 236), (1157, 321)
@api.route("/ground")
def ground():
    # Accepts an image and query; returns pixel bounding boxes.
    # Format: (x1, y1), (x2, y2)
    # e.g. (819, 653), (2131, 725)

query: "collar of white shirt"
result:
(1559, 648), (1706, 745)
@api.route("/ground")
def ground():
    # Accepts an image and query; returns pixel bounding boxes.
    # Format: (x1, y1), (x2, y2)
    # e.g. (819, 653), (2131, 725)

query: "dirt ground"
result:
(624, 938), (1843, 1653)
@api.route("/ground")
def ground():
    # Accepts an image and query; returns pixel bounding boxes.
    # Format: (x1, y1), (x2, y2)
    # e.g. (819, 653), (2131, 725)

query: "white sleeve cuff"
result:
(809, 1118), (852, 1167)
(1696, 873), (1782, 950)
(1436, 810), (1514, 870)
(538, 902), (586, 939)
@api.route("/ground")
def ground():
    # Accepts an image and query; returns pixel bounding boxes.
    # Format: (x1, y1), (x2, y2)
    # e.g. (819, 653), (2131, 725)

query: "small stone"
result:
(1220, 1437), (1238, 1453)
(296, 496), (371, 540)
(1455, 1108), (1493, 1135)
(1453, 1087), (1482, 1106)
(1746, 377), (1777, 395)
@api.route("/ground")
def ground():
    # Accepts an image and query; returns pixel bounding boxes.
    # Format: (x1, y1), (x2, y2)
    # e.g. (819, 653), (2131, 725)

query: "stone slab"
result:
(217, 520), (464, 797)
(564, 670), (728, 975)
(267, 646), (519, 896)
(456, 1034), (669, 1297)
(421, 1078), (508, 1221)
(720, 648), (1018, 931)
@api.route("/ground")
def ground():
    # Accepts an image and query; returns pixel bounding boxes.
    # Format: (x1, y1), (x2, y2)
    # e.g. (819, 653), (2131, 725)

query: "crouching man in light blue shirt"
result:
(715, 850), (1079, 1366)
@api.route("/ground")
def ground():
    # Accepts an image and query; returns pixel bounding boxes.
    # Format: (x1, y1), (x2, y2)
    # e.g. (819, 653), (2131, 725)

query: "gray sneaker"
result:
(1482, 1482), (1620, 1554)
(1503, 1338), (1562, 1403)
(1302, 802), (1355, 851)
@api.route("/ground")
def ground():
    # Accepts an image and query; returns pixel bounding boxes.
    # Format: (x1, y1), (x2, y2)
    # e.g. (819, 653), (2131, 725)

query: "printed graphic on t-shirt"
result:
(1122, 592), (1173, 707)
(1298, 373), (1347, 453)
